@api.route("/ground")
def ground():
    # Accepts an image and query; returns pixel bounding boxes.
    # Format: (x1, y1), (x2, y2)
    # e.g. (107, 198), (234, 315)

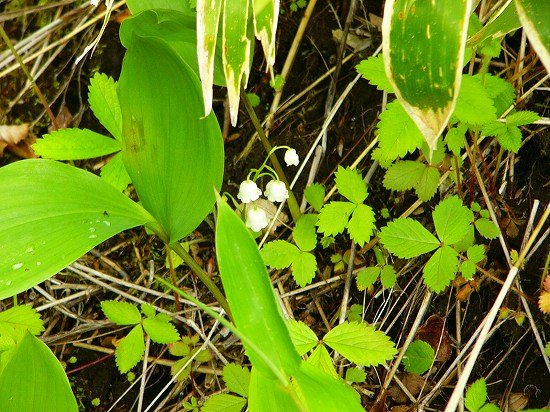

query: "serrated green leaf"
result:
(433, 196), (473, 244)
(317, 201), (356, 236)
(479, 74), (515, 117)
(304, 183), (325, 212)
(88, 72), (122, 140)
(482, 120), (508, 139)
(202, 393), (247, 412)
(100, 152), (132, 191)
(467, 245), (486, 263)
(445, 124), (468, 156)
(374, 100), (425, 165)
(453, 223), (476, 253)
(193, 348), (212, 363)
(171, 356), (192, 382)
(478, 404), (501, 412)
(335, 166), (368, 204)
(223, 363), (250, 398)
(291, 252), (317, 287)
(261, 240), (300, 269)
(415, 166), (440, 201)
(379, 218), (439, 259)
(507, 110), (540, 127)
(460, 260), (477, 280)
(516, 0), (550, 73)
(101, 301), (141, 325)
(140, 304), (156, 318)
(345, 367), (367, 383)
(380, 265), (397, 289)
(491, 124), (522, 153)
(423, 246), (459, 292)
(356, 267), (381, 291)
(403, 340), (434, 375)
(116, 324), (145, 373)
(0, 306), (44, 341)
(142, 317), (179, 344)
(347, 204), (376, 246)
(33, 129), (121, 160)
(306, 345), (338, 379)
(324, 321), (397, 366)
(293, 214), (318, 252)
(356, 55), (394, 92)
(465, 378), (488, 412)
(383, 160), (425, 192)
(454, 75), (497, 126)
(288, 320), (318, 356)
(475, 218), (500, 239)
(169, 341), (190, 357)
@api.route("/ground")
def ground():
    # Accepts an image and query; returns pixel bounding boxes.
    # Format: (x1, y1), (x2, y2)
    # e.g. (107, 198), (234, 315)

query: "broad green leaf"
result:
(125, 0), (194, 15)
(453, 75), (497, 126)
(291, 251), (317, 287)
(403, 340), (434, 375)
(305, 345), (338, 379)
(100, 152), (132, 191)
(467, 1), (521, 49)
(33, 128), (121, 160)
(380, 265), (397, 289)
(515, 0), (550, 72)
(293, 214), (318, 252)
(0, 332), (78, 412)
(324, 321), (397, 367)
(383, 160), (425, 192)
(247, 368), (301, 412)
(101, 300), (141, 325)
(202, 394), (247, 412)
(383, 0), (472, 150)
(432, 196), (474, 245)
(373, 100), (425, 166)
(317, 201), (356, 236)
(347, 204), (376, 246)
(345, 368), (367, 383)
(261, 240), (300, 269)
(465, 378), (488, 412)
(88, 72), (122, 140)
(304, 183), (325, 212)
(223, 363), (250, 398)
(379, 218), (439, 259)
(116, 324), (145, 373)
(335, 166), (368, 204)
(142, 317), (180, 344)
(216, 200), (300, 379)
(507, 110), (540, 127)
(0, 159), (158, 300)
(356, 55), (394, 92)
(423, 245), (459, 292)
(0, 305), (44, 340)
(288, 320), (318, 355)
(475, 218), (500, 239)
(118, 31), (224, 243)
(356, 267), (381, 291)
(415, 165), (440, 201)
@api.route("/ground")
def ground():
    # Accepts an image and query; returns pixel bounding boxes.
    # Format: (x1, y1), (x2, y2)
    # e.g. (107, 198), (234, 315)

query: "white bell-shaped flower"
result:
(264, 180), (289, 203)
(246, 205), (269, 232)
(237, 180), (262, 203)
(284, 148), (299, 166)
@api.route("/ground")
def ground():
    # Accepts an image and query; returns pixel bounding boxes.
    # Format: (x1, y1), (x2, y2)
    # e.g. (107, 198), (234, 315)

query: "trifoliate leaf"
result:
(288, 320), (318, 355)
(202, 394), (247, 412)
(261, 240), (300, 269)
(304, 183), (325, 212)
(356, 267), (381, 291)
(415, 166), (440, 202)
(383, 160), (424, 192)
(379, 219), (439, 259)
(293, 214), (318, 252)
(223, 363), (250, 398)
(101, 300), (141, 325)
(88, 72), (122, 140)
(374, 100), (425, 165)
(291, 251), (317, 287)
(467, 244), (486, 263)
(317, 201), (356, 236)
(475, 218), (500, 239)
(460, 260), (477, 280)
(380, 265), (397, 289)
(307, 345), (338, 379)
(454, 75), (497, 126)
(335, 166), (368, 204)
(345, 368), (367, 383)
(142, 317), (179, 344)
(423, 246), (459, 293)
(465, 378), (488, 412)
(403, 340), (435, 375)
(356, 55), (394, 93)
(347, 204), (376, 246)
(478, 73), (515, 117)
(506, 110), (540, 127)
(116, 324), (145, 373)
(433, 196), (474, 245)
(324, 321), (397, 367)
(445, 124), (468, 156)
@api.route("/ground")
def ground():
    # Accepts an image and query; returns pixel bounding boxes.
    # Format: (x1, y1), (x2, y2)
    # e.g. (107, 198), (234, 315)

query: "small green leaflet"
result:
(317, 202), (356, 236)
(293, 214), (318, 252)
(453, 75), (497, 126)
(474, 217), (500, 239)
(304, 183), (325, 212)
(345, 368), (367, 383)
(385, 160), (440, 201)
(116, 324), (145, 373)
(432, 196), (473, 245)
(88, 72), (122, 140)
(287, 320), (318, 355)
(356, 267), (381, 291)
(356, 55), (394, 93)
(464, 378), (488, 412)
(335, 166), (368, 204)
(380, 264), (397, 289)
(347, 204), (376, 246)
(423, 246), (459, 293)
(379, 218), (439, 258)
(307, 345), (338, 379)
(202, 394), (247, 412)
(101, 300), (141, 325)
(223, 363), (250, 398)
(142, 317), (179, 344)
(403, 340), (434, 375)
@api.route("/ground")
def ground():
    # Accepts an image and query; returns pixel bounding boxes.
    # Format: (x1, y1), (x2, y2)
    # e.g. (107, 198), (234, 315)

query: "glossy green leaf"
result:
(118, 29), (224, 243)
(0, 332), (78, 411)
(515, 0), (550, 72)
(380, 265), (397, 289)
(423, 245), (459, 292)
(248, 368), (301, 412)
(33, 128), (121, 160)
(223, 363), (251, 398)
(116, 324), (145, 373)
(383, 0), (472, 151)
(379, 218), (439, 259)
(88, 72), (122, 140)
(125, 0), (194, 15)
(288, 320), (318, 356)
(432, 196), (474, 245)
(403, 340), (434, 375)
(467, 1), (521, 49)
(0, 159), (157, 300)
(101, 300), (141, 325)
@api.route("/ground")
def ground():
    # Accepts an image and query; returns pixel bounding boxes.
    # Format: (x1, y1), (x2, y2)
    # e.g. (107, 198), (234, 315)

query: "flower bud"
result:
(284, 148), (299, 166)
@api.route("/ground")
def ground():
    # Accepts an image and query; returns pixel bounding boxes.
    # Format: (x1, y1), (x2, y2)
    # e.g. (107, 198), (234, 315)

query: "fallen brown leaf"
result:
(415, 315), (452, 362)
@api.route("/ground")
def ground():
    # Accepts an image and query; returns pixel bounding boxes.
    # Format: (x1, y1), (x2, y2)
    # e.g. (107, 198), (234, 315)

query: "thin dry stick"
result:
(137, 336), (151, 412)
(338, 241), (357, 325)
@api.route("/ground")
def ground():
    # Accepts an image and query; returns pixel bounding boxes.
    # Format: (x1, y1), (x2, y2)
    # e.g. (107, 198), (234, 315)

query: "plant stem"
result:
(240, 88), (301, 222)
(169, 241), (232, 320)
